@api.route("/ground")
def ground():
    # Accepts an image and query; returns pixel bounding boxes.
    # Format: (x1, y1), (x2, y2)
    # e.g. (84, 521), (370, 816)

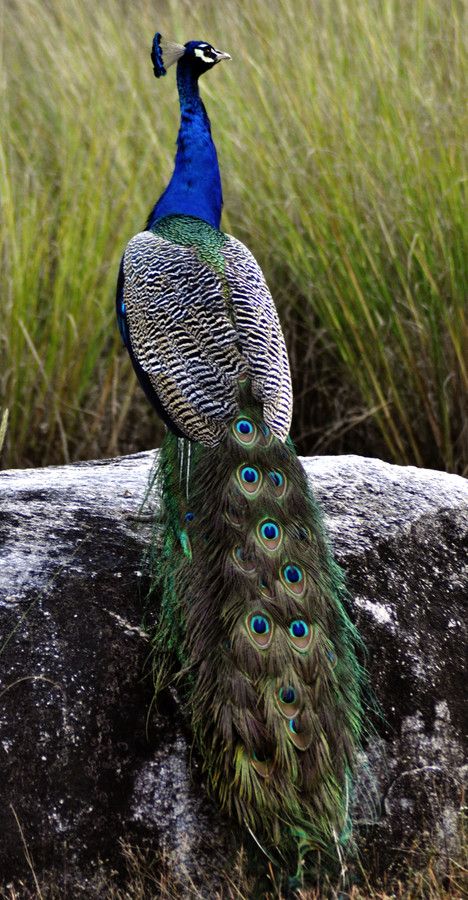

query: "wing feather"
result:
(122, 228), (293, 445)
(123, 231), (244, 444)
(222, 235), (293, 441)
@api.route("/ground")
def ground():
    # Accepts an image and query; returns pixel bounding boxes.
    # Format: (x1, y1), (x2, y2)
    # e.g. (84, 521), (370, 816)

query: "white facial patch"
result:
(194, 48), (215, 64)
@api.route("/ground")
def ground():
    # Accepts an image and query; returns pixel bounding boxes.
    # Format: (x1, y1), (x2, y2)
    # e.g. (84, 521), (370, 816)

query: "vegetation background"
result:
(0, 0), (466, 473)
(0, 3), (467, 895)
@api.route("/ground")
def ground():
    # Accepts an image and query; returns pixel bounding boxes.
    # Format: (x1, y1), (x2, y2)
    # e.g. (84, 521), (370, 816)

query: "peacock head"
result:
(151, 34), (231, 79)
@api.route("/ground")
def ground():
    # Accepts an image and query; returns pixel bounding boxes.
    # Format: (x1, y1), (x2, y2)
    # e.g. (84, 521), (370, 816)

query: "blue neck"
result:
(147, 58), (223, 230)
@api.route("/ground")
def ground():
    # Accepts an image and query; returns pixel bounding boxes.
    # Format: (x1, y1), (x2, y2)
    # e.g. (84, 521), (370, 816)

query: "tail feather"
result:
(150, 393), (363, 873)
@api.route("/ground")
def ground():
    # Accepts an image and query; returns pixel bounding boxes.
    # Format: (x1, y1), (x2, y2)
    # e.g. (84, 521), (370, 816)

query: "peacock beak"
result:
(214, 49), (231, 62)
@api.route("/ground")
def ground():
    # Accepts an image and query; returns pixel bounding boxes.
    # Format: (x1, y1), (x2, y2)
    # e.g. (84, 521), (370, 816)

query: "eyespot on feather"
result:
(280, 563), (306, 596)
(259, 422), (273, 446)
(259, 577), (273, 597)
(268, 470), (286, 497)
(288, 619), (313, 652)
(287, 717), (312, 751)
(232, 417), (257, 445)
(245, 612), (273, 649)
(236, 464), (262, 496)
(231, 545), (256, 574)
(251, 750), (272, 777)
(257, 519), (283, 551)
(276, 685), (301, 719)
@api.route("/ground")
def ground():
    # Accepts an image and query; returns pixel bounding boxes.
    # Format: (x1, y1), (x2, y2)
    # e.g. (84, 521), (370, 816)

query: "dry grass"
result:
(1, 0), (466, 471)
(1, 838), (466, 899)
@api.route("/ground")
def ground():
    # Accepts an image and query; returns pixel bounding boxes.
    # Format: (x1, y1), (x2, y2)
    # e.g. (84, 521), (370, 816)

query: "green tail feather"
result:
(149, 396), (364, 876)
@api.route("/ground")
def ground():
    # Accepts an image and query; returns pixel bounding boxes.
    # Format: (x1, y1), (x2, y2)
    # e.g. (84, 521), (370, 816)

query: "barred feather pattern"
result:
(152, 395), (363, 873)
(122, 216), (292, 445)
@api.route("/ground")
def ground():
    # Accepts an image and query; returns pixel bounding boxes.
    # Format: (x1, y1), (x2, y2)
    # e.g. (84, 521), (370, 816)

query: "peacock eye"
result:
(246, 611), (273, 649)
(288, 619), (313, 652)
(279, 686), (295, 704)
(281, 563), (306, 596)
(232, 545), (256, 573)
(242, 466), (258, 483)
(289, 620), (308, 639)
(257, 519), (282, 551)
(237, 464), (262, 496)
(286, 715), (312, 750)
(276, 683), (301, 718)
(269, 469), (286, 497)
(251, 615), (269, 635)
(269, 471), (283, 488)
(259, 577), (272, 597)
(261, 522), (278, 540)
(233, 417), (257, 445)
(284, 565), (302, 584)
(251, 749), (272, 777)
(258, 421), (273, 446)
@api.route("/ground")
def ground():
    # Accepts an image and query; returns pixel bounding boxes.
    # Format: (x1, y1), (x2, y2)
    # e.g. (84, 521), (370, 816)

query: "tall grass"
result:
(0, 0), (466, 471)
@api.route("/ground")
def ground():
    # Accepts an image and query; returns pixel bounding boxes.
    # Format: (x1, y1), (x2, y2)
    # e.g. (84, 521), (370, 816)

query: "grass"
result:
(0, 0), (466, 471)
(1, 839), (466, 899)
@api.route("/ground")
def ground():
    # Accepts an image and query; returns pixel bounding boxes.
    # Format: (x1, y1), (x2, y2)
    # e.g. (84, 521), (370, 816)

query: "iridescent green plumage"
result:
(149, 388), (363, 880)
(152, 214), (228, 276)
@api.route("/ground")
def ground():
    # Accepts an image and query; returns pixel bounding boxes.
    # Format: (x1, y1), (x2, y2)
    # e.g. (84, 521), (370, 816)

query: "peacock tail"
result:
(117, 32), (366, 884)
(149, 386), (363, 873)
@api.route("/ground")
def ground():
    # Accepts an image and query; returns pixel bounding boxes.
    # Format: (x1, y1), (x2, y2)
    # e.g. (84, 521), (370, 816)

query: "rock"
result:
(0, 452), (466, 894)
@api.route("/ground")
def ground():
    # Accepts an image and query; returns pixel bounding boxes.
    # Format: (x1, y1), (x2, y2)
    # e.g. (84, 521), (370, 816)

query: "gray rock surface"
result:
(0, 452), (466, 893)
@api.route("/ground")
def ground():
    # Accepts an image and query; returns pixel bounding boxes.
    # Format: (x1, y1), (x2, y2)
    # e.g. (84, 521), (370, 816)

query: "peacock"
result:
(116, 33), (363, 884)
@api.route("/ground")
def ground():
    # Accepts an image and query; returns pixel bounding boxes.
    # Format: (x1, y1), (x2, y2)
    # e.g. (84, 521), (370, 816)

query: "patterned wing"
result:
(123, 231), (245, 445)
(222, 235), (293, 441)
